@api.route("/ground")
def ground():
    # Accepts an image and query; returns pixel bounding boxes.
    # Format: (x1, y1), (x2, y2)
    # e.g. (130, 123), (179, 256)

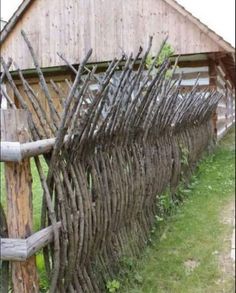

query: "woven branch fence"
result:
(0, 33), (221, 292)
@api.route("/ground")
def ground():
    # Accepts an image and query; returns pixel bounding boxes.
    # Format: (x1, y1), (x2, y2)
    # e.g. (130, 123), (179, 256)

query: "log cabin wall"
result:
(215, 64), (235, 138)
(171, 54), (235, 139)
(173, 55), (210, 90)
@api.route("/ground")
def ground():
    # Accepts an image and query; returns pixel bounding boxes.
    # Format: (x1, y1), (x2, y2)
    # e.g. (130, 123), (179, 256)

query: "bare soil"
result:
(217, 198), (235, 292)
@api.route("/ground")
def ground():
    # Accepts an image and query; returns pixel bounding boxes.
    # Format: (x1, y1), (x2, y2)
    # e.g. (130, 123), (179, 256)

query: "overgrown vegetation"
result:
(146, 43), (175, 78)
(106, 280), (121, 292)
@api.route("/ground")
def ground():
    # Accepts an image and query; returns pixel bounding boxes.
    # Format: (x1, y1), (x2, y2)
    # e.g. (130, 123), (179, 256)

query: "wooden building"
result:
(0, 0), (235, 137)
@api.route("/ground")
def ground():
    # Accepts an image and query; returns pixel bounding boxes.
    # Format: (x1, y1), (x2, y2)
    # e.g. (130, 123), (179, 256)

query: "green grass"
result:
(119, 126), (235, 293)
(31, 157), (48, 231)
(0, 156), (47, 232)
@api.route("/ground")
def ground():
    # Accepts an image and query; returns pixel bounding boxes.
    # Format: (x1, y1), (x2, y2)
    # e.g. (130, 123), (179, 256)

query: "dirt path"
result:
(218, 198), (235, 292)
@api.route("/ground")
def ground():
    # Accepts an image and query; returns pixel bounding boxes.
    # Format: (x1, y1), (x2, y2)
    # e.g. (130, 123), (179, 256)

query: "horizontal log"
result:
(217, 103), (226, 109)
(0, 238), (27, 261)
(0, 136), (68, 162)
(217, 115), (226, 122)
(26, 221), (61, 258)
(172, 71), (209, 80)
(21, 138), (56, 158)
(0, 142), (22, 161)
(178, 85), (216, 92)
(0, 224), (60, 261)
(171, 60), (210, 68)
(0, 211), (79, 261)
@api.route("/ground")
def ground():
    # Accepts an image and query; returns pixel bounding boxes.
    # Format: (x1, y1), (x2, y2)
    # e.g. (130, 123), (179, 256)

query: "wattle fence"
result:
(0, 33), (220, 292)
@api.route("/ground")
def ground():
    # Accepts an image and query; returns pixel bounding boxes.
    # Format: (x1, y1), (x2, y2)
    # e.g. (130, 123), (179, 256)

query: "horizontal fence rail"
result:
(0, 135), (68, 162)
(1, 211), (79, 261)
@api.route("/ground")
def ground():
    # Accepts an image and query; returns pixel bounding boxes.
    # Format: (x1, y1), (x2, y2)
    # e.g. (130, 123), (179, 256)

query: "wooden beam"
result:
(209, 58), (217, 87)
(1, 109), (39, 293)
(0, 141), (22, 161)
(171, 60), (210, 68)
(1, 222), (60, 261)
(0, 239), (27, 261)
(172, 71), (209, 80)
(7, 59), (138, 80)
(178, 85), (215, 92)
(0, 211), (79, 261)
(0, 135), (69, 162)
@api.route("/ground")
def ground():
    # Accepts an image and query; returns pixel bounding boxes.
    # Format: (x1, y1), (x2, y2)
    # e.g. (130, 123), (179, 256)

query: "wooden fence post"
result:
(1, 109), (39, 292)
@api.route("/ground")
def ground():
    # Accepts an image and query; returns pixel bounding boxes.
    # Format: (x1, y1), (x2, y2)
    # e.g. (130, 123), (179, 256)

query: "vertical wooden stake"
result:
(1, 109), (39, 293)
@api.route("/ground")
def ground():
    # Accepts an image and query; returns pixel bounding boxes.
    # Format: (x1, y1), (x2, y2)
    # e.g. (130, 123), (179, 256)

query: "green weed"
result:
(106, 280), (120, 292)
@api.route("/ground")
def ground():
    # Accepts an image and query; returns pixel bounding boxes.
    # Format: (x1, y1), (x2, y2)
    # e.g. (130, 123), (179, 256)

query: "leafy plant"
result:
(179, 144), (189, 166)
(106, 280), (120, 293)
(157, 43), (175, 66)
(156, 187), (176, 219)
(120, 257), (134, 270)
(146, 43), (175, 78)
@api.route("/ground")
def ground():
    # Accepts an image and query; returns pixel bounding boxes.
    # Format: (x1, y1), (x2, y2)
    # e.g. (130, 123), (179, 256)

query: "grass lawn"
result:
(119, 126), (235, 293)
